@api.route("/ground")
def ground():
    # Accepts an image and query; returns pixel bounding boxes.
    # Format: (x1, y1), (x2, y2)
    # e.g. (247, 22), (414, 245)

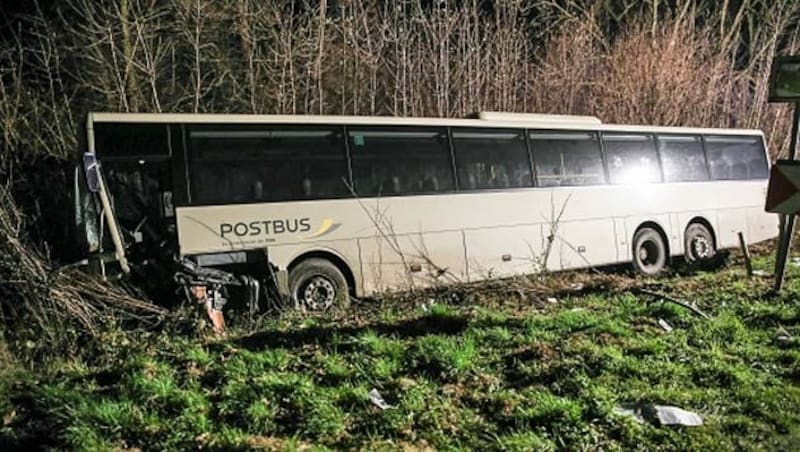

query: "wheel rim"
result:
(690, 235), (712, 260)
(299, 275), (337, 311)
(638, 239), (661, 269)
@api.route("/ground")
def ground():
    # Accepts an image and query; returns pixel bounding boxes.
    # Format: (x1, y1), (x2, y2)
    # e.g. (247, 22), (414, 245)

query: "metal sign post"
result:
(772, 110), (800, 292)
(768, 56), (800, 293)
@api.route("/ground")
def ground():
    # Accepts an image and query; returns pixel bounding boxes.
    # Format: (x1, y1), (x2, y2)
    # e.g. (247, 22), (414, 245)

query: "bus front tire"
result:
(632, 227), (667, 275)
(684, 223), (716, 266)
(289, 258), (350, 312)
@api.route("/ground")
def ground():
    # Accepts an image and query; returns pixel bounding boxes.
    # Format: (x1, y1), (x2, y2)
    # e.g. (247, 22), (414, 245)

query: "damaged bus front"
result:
(74, 115), (264, 330)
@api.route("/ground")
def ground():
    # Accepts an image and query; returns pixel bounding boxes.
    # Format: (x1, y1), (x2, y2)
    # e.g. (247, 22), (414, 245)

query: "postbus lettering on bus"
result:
(219, 218), (312, 238)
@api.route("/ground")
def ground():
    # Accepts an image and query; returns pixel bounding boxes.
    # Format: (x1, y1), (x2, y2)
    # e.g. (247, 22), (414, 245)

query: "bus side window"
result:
(349, 127), (454, 196)
(95, 122), (170, 159)
(705, 135), (769, 181)
(452, 128), (532, 190)
(529, 131), (605, 187)
(657, 135), (708, 182)
(188, 126), (349, 204)
(603, 133), (661, 185)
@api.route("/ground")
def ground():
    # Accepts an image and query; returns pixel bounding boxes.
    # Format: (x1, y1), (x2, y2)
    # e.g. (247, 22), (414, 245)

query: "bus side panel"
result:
(550, 218), (617, 270)
(746, 208), (778, 245)
(358, 236), (407, 294)
(715, 208), (749, 249)
(407, 230), (469, 288)
(463, 224), (544, 280)
(357, 231), (467, 294)
(613, 217), (628, 262)
(668, 213), (684, 256)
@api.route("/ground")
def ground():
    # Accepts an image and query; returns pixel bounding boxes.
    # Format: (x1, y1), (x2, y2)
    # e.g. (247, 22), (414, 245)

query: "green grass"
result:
(2, 254), (800, 450)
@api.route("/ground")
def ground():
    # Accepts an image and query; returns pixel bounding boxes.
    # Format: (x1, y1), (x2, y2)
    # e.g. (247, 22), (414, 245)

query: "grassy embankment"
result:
(2, 250), (800, 450)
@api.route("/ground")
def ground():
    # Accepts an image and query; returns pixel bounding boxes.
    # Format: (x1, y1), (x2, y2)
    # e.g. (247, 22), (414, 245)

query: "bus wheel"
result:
(632, 227), (667, 275)
(289, 258), (350, 312)
(685, 223), (716, 264)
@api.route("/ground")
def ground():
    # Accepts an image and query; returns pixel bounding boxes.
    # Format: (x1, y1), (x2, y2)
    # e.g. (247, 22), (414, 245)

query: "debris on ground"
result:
(651, 405), (703, 426)
(792, 257), (800, 267)
(546, 297), (558, 304)
(657, 318), (674, 332)
(420, 299), (436, 312)
(636, 289), (710, 319)
(775, 327), (794, 345)
(368, 388), (393, 410)
(615, 404), (703, 426)
(569, 283), (585, 291)
(752, 270), (770, 277)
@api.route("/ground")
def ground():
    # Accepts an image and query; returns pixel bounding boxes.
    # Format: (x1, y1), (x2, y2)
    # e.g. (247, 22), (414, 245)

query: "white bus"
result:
(78, 111), (777, 310)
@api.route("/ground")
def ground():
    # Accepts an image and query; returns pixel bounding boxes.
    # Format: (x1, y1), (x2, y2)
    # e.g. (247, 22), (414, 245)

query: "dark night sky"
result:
(0, 0), (60, 22)
(1, 0), (42, 17)
(0, 0), (58, 39)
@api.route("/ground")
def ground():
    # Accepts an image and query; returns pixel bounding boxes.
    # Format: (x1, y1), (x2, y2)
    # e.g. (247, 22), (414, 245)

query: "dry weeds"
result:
(0, 185), (164, 355)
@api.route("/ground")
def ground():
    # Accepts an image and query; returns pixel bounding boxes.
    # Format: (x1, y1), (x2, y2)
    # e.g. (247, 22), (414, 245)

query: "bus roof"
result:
(87, 111), (764, 136)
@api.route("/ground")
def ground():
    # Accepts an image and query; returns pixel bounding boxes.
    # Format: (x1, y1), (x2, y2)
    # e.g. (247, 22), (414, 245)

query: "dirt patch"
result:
(506, 342), (560, 365)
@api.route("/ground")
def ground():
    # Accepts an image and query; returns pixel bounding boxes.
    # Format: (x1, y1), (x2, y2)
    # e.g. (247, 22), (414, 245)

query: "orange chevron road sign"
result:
(766, 160), (800, 214)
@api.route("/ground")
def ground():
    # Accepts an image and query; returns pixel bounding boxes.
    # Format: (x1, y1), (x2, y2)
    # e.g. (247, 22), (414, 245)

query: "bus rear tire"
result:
(289, 258), (350, 312)
(685, 222), (716, 265)
(632, 227), (667, 275)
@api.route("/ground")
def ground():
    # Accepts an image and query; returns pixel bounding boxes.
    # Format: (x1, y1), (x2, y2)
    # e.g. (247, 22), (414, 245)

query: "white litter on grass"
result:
(752, 270), (770, 277)
(792, 257), (800, 267)
(368, 388), (393, 410)
(546, 297), (558, 304)
(652, 405), (703, 426)
(420, 298), (436, 312)
(657, 318), (674, 332)
(615, 404), (703, 427)
(776, 327), (794, 344)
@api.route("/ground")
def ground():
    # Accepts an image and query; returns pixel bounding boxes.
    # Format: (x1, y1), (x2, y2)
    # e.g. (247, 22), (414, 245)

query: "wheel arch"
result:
(633, 221), (671, 258)
(685, 216), (717, 249)
(287, 249), (357, 296)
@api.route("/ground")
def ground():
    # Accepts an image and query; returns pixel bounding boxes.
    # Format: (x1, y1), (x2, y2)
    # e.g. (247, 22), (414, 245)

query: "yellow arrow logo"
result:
(304, 218), (342, 239)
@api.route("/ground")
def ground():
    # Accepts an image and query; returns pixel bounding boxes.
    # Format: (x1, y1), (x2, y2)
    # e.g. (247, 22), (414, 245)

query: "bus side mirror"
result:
(83, 152), (100, 193)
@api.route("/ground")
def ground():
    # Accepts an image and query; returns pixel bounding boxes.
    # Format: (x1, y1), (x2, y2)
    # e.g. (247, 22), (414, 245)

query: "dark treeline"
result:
(1, 0), (799, 164)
